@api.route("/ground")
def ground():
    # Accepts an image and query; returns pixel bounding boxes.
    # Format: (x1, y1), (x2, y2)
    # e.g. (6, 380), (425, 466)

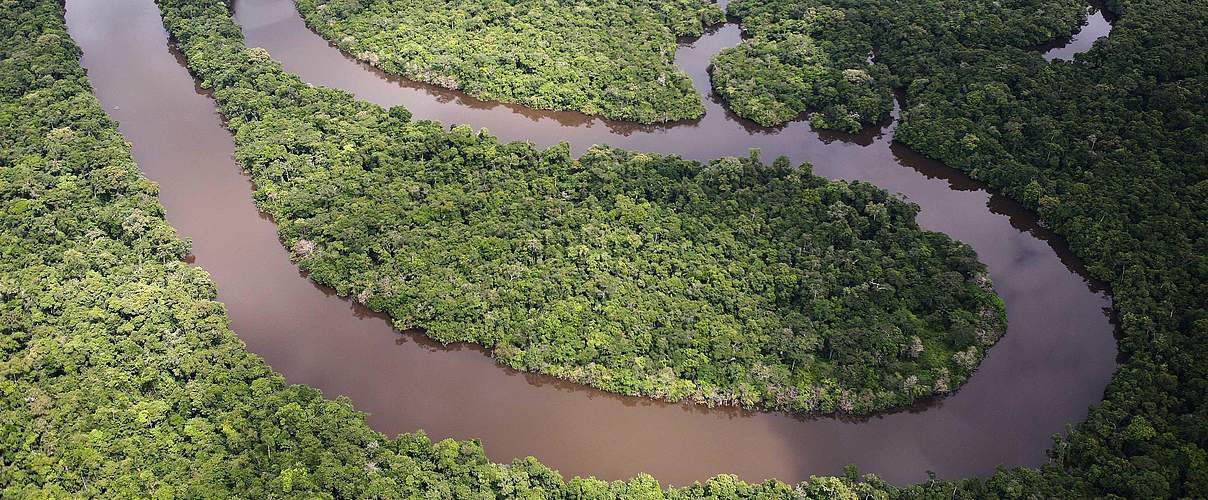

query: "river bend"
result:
(65, 0), (1116, 485)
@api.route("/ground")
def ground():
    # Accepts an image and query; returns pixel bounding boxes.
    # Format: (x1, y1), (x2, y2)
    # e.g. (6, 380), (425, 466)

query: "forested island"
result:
(710, 0), (1091, 128)
(2, 0), (1206, 496)
(296, 0), (723, 123)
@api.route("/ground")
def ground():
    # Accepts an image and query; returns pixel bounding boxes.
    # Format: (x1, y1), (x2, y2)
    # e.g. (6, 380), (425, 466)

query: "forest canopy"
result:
(3, 0), (1206, 495)
(295, 0), (724, 123)
(1, 1), (889, 496)
(709, 5), (894, 130)
(707, 0), (1089, 128)
(711, 0), (1208, 495)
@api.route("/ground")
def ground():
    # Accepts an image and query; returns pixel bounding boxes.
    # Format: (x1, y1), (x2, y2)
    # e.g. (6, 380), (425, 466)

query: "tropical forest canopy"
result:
(0, 0), (1205, 495)
(715, 0), (1208, 495)
(709, 4), (894, 130)
(0, 1), (878, 496)
(709, 0), (1091, 127)
(296, 0), (724, 123)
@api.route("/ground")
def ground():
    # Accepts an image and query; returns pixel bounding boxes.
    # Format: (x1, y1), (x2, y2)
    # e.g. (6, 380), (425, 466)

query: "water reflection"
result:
(1041, 3), (1117, 61)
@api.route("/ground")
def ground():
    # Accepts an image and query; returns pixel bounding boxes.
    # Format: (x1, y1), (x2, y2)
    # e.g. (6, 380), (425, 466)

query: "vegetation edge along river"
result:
(1, 1), (890, 496)
(236, 0), (1208, 493)
(294, 0), (725, 123)
(4, 0), (1204, 496)
(294, 0), (1109, 131)
(159, 0), (1008, 416)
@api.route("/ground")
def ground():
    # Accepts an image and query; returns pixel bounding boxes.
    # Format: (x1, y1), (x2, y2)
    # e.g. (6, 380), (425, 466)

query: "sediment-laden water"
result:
(64, 0), (1117, 485)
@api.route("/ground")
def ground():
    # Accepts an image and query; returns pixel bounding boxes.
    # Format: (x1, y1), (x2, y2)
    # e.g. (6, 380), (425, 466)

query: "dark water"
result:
(1042, 4), (1115, 62)
(65, 0), (1117, 486)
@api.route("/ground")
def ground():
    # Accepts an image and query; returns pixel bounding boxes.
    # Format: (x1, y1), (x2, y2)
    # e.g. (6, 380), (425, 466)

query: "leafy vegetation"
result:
(716, 0), (1208, 494)
(0, 1), (903, 496)
(892, 0), (1208, 496)
(6, 0), (1206, 494)
(710, 0), (1090, 129)
(295, 0), (724, 123)
(710, 5), (893, 130)
(164, 0), (1004, 416)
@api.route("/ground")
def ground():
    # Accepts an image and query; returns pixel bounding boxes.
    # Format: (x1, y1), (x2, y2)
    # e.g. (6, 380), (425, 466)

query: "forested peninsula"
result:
(709, 5), (893, 130)
(165, 0), (1005, 416)
(295, 0), (723, 123)
(709, 0), (1090, 128)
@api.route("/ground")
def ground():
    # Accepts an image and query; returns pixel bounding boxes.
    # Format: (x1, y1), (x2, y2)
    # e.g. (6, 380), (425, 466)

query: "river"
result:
(64, 0), (1117, 486)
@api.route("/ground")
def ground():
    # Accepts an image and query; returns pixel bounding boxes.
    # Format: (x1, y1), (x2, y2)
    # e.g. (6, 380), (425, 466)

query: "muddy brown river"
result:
(64, 0), (1117, 486)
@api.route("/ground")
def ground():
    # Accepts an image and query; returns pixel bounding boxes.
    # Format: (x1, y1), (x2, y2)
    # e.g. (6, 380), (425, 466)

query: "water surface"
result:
(65, 0), (1117, 486)
(1042, 4), (1116, 62)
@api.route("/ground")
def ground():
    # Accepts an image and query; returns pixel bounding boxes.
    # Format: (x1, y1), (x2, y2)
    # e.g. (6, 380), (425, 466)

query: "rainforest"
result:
(295, 0), (724, 122)
(2, 0), (1205, 497)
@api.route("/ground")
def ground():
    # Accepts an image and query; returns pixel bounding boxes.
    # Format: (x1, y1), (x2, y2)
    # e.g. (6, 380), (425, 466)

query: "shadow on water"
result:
(65, 0), (1118, 486)
(1038, 2), (1117, 62)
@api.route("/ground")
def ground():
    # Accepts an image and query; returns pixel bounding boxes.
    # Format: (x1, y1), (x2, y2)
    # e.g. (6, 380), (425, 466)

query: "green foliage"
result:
(711, 0), (1089, 129)
(0, 1), (908, 496)
(0, 1), (568, 496)
(718, 0), (1208, 494)
(161, 0), (1004, 416)
(296, 0), (725, 123)
(710, 5), (893, 129)
(888, 0), (1208, 494)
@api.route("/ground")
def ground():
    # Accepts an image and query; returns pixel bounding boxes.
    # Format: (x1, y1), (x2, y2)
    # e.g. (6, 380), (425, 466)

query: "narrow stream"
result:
(66, 0), (1117, 486)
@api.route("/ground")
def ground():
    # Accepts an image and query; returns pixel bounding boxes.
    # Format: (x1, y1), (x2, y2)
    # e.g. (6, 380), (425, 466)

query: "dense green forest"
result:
(714, 0), (1208, 495)
(164, 0), (1006, 415)
(709, 0), (1089, 128)
(1, 1), (896, 496)
(709, 5), (893, 129)
(4, 0), (1206, 495)
(295, 0), (724, 123)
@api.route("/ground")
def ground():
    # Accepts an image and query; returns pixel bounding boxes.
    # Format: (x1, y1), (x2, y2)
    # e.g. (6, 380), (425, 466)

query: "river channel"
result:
(65, 0), (1117, 485)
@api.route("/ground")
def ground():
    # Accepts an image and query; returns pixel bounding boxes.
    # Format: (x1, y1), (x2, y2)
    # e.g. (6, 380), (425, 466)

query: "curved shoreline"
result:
(65, 0), (1117, 486)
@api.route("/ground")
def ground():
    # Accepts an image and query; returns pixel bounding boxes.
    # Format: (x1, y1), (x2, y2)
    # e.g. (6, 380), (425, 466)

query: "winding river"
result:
(65, 0), (1117, 486)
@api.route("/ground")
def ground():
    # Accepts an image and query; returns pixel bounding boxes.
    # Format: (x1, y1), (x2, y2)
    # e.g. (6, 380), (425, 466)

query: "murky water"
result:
(1043, 4), (1116, 62)
(65, 0), (1117, 486)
